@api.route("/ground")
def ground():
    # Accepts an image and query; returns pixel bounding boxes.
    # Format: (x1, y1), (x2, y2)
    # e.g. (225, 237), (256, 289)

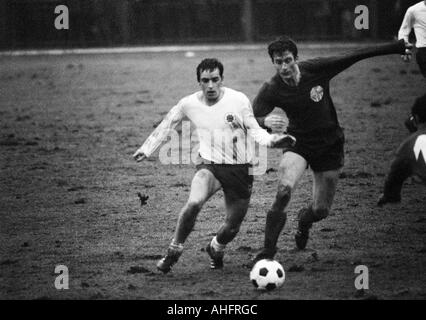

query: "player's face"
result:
(272, 51), (298, 80)
(199, 68), (223, 103)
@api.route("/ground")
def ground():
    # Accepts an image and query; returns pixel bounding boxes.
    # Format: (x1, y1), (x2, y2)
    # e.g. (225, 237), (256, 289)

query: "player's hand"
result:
(270, 134), (296, 148)
(264, 114), (288, 132)
(133, 149), (147, 162)
(401, 41), (413, 62)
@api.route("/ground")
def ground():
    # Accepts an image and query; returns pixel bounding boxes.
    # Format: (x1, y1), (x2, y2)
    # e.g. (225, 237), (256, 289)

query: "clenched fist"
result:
(264, 114), (288, 133)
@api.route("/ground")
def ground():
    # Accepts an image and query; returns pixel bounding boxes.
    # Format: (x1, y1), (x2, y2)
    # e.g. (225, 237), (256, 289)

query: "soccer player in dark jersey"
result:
(378, 94), (426, 206)
(251, 36), (412, 261)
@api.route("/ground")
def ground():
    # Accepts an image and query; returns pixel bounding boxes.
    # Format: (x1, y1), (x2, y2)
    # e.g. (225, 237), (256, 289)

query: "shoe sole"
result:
(156, 261), (172, 274)
(157, 267), (171, 273)
(156, 256), (179, 274)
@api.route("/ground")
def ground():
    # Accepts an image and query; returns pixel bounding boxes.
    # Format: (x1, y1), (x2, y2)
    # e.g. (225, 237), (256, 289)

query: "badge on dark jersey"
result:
(310, 85), (324, 102)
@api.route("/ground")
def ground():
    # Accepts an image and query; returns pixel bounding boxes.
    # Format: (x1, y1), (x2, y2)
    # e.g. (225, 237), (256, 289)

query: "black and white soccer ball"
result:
(250, 259), (285, 291)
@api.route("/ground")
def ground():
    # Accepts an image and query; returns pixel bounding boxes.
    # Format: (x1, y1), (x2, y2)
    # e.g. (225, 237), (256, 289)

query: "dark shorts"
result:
(416, 47), (426, 78)
(284, 127), (345, 172)
(196, 160), (253, 200)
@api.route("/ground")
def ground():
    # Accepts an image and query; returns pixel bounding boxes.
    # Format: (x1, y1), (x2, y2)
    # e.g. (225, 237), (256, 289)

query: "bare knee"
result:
(272, 184), (292, 212)
(277, 183), (292, 199)
(185, 200), (203, 214)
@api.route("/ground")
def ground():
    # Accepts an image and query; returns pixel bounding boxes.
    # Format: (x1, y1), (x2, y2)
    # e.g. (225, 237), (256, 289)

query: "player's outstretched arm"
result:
(397, 8), (414, 63)
(303, 39), (408, 78)
(398, 8), (414, 49)
(377, 157), (412, 207)
(133, 103), (184, 162)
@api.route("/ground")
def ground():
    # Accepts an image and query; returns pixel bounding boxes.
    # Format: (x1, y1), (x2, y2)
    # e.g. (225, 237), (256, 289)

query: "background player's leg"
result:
(173, 169), (221, 243)
(378, 157), (412, 206)
(296, 169), (339, 249)
(256, 152), (307, 261)
(157, 169), (221, 273)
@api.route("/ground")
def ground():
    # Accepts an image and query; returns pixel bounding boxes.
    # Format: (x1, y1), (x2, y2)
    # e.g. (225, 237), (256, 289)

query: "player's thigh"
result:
(312, 170), (340, 210)
(187, 169), (221, 204)
(223, 195), (250, 227)
(278, 151), (307, 188)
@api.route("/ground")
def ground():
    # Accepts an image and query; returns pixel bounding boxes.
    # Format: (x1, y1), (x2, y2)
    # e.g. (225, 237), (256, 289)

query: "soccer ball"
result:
(250, 259), (285, 291)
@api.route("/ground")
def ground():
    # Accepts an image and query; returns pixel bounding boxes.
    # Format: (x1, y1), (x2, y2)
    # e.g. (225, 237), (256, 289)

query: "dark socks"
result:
(264, 210), (287, 251)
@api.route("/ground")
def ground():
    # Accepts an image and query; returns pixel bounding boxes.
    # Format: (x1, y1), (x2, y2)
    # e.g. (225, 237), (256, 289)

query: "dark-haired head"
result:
(196, 58), (224, 82)
(267, 36), (298, 61)
(412, 94), (426, 123)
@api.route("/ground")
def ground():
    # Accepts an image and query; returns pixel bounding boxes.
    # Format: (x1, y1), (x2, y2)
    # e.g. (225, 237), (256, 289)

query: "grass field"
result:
(0, 45), (425, 300)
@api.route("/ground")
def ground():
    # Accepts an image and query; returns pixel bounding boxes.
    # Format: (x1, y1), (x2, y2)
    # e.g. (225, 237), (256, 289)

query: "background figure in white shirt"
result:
(133, 58), (295, 273)
(398, 0), (426, 76)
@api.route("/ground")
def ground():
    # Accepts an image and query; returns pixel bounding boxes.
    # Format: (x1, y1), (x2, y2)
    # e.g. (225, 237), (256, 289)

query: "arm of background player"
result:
(380, 155), (413, 205)
(302, 40), (406, 79)
(136, 103), (185, 157)
(252, 83), (276, 128)
(398, 8), (414, 44)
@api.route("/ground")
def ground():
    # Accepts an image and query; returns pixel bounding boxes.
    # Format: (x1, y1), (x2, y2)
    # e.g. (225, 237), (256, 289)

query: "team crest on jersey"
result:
(225, 113), (235, 123)
(224, 112), (241, 129)
(310, 85), (324, 102)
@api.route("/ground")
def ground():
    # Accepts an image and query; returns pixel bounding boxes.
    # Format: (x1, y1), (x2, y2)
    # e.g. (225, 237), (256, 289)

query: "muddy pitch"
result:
(0, 47), (425, 300)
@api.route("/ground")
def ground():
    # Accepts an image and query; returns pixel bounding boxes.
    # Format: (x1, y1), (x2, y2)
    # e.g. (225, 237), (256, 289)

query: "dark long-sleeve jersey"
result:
(252, 40), (407, 138)
(383, 130), (426, 199)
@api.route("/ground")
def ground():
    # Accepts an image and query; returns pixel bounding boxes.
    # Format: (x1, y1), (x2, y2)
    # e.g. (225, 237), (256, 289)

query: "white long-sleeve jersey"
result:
(138, 87), (276, 164)
(398, 1), (426, 48)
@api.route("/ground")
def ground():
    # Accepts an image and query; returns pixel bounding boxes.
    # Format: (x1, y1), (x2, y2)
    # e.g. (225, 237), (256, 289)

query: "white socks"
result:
(170, 240), (184, 253)
(169, 237), (225, 253)
(210, 236), (226, 252)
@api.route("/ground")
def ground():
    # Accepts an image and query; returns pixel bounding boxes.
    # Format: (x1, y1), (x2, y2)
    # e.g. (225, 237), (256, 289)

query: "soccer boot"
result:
(294, 207), (315, 250)
(156, 247), (182, 273)
(206, 243), (224, 269)
(295, 221), (312, 250)
(377, 193), (401, 207)
(250, 247), (277, 267)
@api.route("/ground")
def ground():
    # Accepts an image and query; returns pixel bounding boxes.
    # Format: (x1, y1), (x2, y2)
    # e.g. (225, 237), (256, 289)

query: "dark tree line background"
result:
(0, 0), (418, 49)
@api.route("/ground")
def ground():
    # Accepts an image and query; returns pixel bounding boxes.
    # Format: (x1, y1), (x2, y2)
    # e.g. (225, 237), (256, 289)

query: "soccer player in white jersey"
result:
(398, 0), (426, 76)
(133, 58), (295, 273)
